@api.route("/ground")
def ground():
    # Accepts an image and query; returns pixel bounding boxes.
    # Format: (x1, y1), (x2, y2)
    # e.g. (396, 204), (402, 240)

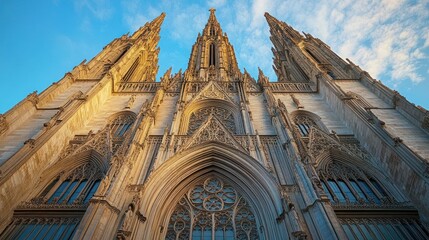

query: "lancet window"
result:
(319, 162), (388, 205)
(209, 43), (216, 66)
(41, 162), (103, 205)
(0, 161), (104, 240)
(166, 177), (259, 240)
(319, 161), (429, 238)
(293, 115), (317, 137)
(109, 113), (136, 138)
(122, 56), (140, 82)
(340, 218), (429, 240)
(188, 107), (236, 135)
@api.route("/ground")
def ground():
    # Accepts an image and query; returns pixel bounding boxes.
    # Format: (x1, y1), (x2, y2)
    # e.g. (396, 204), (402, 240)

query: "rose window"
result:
(166, 177), (259, 240)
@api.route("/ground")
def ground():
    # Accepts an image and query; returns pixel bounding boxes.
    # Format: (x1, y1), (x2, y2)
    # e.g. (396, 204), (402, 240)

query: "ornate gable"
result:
(307, 127), (354, 161)
(179, 114), (245, 152)
(187, 81), (235, 105)
(59, 128), (112, 160)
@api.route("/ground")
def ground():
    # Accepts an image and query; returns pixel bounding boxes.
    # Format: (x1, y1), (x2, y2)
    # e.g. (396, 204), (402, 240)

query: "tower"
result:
(1, 9), (429, 240)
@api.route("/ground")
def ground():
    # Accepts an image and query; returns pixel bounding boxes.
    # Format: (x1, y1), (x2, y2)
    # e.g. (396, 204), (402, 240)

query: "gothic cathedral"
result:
(1, 9), (429, 240)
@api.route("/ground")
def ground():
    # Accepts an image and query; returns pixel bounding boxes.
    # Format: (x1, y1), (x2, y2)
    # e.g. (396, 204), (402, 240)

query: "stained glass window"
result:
(166, 177), (259, 240)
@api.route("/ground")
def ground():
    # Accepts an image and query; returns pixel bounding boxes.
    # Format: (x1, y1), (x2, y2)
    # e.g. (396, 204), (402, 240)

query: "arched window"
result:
(293, 115), (318, 137)
(44, 162), (102, 205)
(327, 71), (336, 79)
(209, 43), (216, 66)
(1, 161), (104, 240)
(319, 161), (429, 239)
(109, 112), (136, 138)
(319, 162), (386, 205)
(166, 177), (259, 240)
(122, 56), (140, 82)
(188, 107), (236, 135)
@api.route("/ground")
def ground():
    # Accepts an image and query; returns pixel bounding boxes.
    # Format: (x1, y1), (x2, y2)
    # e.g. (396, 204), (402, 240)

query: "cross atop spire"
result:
(203, 8), (222, 37)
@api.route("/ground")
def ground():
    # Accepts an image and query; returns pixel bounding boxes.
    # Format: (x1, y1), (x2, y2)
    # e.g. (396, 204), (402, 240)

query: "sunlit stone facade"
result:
(1, 9), (429, 239)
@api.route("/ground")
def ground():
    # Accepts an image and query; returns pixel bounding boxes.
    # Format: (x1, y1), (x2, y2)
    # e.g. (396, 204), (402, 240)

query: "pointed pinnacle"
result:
(150, 12), (166, 29)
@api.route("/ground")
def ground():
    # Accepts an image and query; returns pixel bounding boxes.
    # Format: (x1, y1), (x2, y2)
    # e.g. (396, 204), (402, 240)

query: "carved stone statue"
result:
(125, 95), (136, 109)
(288, 203), (300, 232)
(121, 205), (134, 231)
(97, 175), (110, 196)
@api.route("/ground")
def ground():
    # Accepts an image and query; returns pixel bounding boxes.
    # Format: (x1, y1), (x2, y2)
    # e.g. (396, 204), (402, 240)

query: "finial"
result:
(209, 8), (216, 14)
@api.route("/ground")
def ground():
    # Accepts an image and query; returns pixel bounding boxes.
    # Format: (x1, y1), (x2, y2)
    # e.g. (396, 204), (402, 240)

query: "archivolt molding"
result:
(138, 144), (286, 239)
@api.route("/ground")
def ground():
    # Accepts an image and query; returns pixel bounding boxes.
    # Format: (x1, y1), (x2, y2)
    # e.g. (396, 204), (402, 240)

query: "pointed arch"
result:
(290, 110), (329, 136)
(108, 111), (137, 138)
(315, 148), (409, 204)
(36, 149), (108, 199)
(137, 143), (287, 239)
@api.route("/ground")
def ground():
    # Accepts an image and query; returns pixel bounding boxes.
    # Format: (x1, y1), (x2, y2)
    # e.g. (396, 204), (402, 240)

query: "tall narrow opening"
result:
(209, 44), (216, 67)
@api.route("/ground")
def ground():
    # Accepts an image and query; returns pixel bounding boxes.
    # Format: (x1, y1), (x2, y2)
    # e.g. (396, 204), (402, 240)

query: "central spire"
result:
(185, 9), (240, 81)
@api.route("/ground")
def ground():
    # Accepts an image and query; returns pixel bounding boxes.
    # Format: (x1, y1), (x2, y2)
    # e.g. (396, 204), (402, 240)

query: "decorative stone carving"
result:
(24, 138), (36, 148)
(0, 114), (8, 135)
(290, 94), (303, 109)
(188, 106), (236, 134)
(26, 91), (39, 106)
(422, 114), (429, 131)
(59, 127), (112, 160)
(188, 81), (235, 105)
(121, 205), (134, 232)
(125, 95), (136, 109)
(179, 114), (245, 153)
(166, 177), (259, 239)
(307, 127), (347, 158)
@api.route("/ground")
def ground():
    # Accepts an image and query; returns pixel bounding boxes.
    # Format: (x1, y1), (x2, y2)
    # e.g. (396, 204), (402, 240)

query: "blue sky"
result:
(1, 0), (428, 114)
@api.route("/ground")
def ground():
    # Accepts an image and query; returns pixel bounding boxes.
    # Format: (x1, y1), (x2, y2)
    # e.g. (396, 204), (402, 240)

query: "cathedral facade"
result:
(1, 9), (429, 240)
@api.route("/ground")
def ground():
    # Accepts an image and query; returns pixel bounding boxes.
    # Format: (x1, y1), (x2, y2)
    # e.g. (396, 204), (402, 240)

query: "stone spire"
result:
(185, 9), (240, 81)
(131, 12), (166, 40)
(264, 12), (303, 45)
(265, 12), (313, 82)
(117, 12), (165, 82)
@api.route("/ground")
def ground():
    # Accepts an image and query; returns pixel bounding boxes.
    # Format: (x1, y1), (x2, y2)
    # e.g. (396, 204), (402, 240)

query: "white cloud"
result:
(75, 0), (114, 21)
(207, 0), (227, 8)
(117, 0), (429, 86)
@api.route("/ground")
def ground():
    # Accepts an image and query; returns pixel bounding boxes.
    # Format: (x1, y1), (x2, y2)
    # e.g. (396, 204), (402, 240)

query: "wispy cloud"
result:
(74, 0), (114, 21)
(118, 0), (429, 86)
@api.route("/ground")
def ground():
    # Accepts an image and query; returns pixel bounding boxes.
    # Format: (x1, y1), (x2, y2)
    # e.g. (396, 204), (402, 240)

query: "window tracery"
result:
(109, 113), (136, 138)
(319, 162), (388, 205)
(188, 107), (236, 135)
(340, 218), (429, 240)
(293, 115), (317, 137)
(0, 161), (104, 240)
(42, 161), (103, 205)
(166, 177), (259, 240)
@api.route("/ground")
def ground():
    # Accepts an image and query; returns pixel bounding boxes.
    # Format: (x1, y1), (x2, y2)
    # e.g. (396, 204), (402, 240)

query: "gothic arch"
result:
(37, 149), (108, 197)
(290, 110), (329, 134)
(204, 40), (219, 68)
(137, 143), (287, 239)
(180, 99), (242, 134)
(0, 150), (107, 239)
(315, 148), (408, 202)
